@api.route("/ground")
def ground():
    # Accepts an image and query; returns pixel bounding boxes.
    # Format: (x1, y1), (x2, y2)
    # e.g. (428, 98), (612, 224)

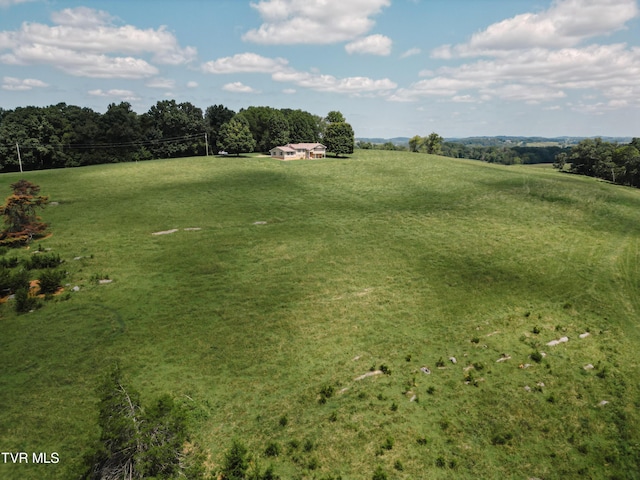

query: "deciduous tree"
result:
(0, 180), (48, 246)
(217, 117), (256, 156)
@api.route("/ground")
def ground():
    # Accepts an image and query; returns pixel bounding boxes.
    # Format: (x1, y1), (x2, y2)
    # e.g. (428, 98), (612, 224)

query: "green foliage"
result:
(324, 122), (355, 157)
(325, 111), (345, 124)
(37, 269), (65, 295)
(24, 252), (61, 270)
(85, 366), (201, 480)
(14, 287), (39, 313)
(218, 117), (257, 156)
(264, 441), (281, 457)
(372, 465), (387, 480)
(221, 439), (249, 480)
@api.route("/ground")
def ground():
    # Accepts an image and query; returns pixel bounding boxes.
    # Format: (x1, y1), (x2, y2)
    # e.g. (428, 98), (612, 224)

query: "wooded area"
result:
(0, 102), (329, 171)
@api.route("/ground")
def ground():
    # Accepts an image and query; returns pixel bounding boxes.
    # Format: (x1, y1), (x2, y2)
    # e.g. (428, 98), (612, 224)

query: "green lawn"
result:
(1, 150), (639, 479)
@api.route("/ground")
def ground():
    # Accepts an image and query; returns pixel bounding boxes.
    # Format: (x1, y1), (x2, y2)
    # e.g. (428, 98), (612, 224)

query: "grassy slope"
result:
(1, 150), (639, 479)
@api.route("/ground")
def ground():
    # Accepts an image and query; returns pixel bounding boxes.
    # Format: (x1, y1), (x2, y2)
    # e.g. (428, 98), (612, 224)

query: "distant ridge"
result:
(357, 136), (634, 146)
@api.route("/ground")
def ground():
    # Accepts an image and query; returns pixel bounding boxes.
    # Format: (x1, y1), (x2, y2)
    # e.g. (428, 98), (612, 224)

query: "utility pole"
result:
(16, 142), (23, 173)
(205, 133), (209, 156)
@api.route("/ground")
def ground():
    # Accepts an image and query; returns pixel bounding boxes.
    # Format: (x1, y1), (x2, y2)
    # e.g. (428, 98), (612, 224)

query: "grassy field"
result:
(1, 150), (639, 479)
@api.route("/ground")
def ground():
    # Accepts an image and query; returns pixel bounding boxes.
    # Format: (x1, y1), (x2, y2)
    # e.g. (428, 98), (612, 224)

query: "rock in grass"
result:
(420, 367), (431, 374)
(579, 332), (590, 339)
(449, 357), (457, 364)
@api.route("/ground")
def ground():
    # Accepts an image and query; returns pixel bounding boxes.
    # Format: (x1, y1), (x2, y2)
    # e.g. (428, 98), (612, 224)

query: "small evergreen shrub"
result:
(38, 269), (65, 295)
(436, 357), (445, 367)
(382, 437), (394, 451)
(416, 437), (428, 445)
(10, 269), (30, 292)
(0, 256), (19, 268)
(14, 287), (39, 313)
(264, 441), (281, 457)
(390, 402), (398, 412)
(328, 411), (338, 422)
(532, 326), (541, 334)
(279, 415), (288, 427)
(435, 456), (446, 468)
(24, 253), (61, 270)
(471, 337), (480, 344)
(394, 460), (404, 471)
(427, 386), (436, 395)
(372, 466), (387, 480)
(380, 364), (391, 375)
(303, 439), (314, 452)
(531, 351), (543, 363)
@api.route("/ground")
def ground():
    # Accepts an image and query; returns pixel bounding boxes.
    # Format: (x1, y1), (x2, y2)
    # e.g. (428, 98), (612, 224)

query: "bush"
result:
(264, 441), (281, 457)
(24, 253), (61, 270)
(0, 256), (19, 268)
(10, 269), (30, 292)
(372, 466), (388, 480)
(38, 269), (65, 295)
(14, 287), (39, 313)
(221, 440), (249, 480)
(531, 351), (543, 363)
(379, 364), (391, 375)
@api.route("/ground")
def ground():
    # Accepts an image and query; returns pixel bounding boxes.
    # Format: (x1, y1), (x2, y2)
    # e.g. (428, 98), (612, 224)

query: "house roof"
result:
(288, 143), (326, 150)
(270, 146), (296, 153)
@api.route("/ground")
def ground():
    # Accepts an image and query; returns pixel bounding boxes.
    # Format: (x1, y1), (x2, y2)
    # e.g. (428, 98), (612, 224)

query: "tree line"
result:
(0, 102), (354, 171)
(554, 137), (640, 187)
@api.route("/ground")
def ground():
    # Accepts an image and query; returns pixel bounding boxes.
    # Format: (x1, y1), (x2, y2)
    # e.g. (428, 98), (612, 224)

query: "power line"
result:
(6, 133), (207, 150)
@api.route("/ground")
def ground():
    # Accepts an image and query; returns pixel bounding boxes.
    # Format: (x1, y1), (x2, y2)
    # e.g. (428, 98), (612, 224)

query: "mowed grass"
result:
(1, 150), (640, 479)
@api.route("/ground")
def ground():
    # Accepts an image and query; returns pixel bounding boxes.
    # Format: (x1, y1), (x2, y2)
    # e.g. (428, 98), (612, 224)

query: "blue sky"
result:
(0, 0), (639, 138)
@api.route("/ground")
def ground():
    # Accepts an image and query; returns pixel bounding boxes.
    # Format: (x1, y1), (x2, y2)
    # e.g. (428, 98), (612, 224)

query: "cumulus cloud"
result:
(2, 76), (48, 90)
(222, 82), (259, 93)
(400, 47), (421, 59)
(202, 51), (396, 96)
(243, 0), (390, 44)
(202, 52), (288, 74)
(432, 0), (639, 57)
(146, 78), (176, 89)
(88, 88), (139, 101)
(0, 0), (37, 7)
(393, 0), (640, 110)
(272, 70), (396, 94)
(345, 34), (392, 56)
(0, 7), (196, 78)
(186, 81), (198, 88)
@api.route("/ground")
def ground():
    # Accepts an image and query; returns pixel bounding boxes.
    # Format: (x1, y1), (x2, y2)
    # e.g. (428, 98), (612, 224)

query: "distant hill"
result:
(357, 136), (634, 147)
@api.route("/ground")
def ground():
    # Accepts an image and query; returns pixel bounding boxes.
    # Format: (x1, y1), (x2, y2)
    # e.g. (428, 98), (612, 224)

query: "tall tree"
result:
(423, 132), (444, 155)
(217, 116), (256, 156)
(142, 100), (205, 158)
(205, 104), (235, 153)
(100, 102), (142, 163)
(325, 110), (345, 123)
(324, 121), (355, 157)
(409, 135), (423, 153)
(266, 111), (290, 149)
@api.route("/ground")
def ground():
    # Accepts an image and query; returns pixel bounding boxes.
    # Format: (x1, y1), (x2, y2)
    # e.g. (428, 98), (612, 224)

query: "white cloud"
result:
(222, 82), (259, 93)
(146, 78), (176, 89)
(0, 7), (196, 78)
(186, 81), (198, 88)
(400, 47), (421, 59)
(283, 88), (296, 94)
(396, 0), (640, 110)
(88, 88), (139, 101)
(202, 52), (288, 74)
(243, 0), (390, 44)
(433, 0), (639, 57)
(272, 69), (396, 95)
(0, 0), (37, 7)
(2, 76), (48, 90)
(345, 34), (392, 56)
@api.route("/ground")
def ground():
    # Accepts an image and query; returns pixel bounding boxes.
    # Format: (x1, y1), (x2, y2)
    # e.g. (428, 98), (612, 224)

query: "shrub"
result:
(394, 460), (404, 471)
(436, 357), (445, 367)
(264, 441), (281, 457)
(435, 456), (446, 468)
(379, 364), (391, 375)
(427, 386), (436, 395)
(278, 415), (288, 427)
(14, 287), (39, 313)
(38, 269), (65, 295)
(319, 385), (334, 404)
(390, 402), (398, 412)
(372, 466), (388, 480)
(0, 267), (12, 293)
(416, 437), (428, 445)
(491, 433), (513, 445)
(382, 437), (394, 451)
(0, 256), (19, 268)
(471, 337), (480, 344)
(307, 457), (319, 470)
(532, 326), (541, 334)
(10, 269), (30, 292)
(531, 351), (543, 363)
(24, 253), (61, 270)
(221, 440), (249, 480)
(328, 412), (338, 422)
(303, 439), (314, 452)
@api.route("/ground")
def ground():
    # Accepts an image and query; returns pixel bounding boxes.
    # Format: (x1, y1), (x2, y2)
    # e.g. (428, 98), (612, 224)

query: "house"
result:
(269, 143), (326, 160)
